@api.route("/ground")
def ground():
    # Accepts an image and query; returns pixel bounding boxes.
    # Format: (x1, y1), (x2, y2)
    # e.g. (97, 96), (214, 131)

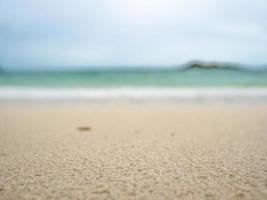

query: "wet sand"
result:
(0, 102), (267, 199)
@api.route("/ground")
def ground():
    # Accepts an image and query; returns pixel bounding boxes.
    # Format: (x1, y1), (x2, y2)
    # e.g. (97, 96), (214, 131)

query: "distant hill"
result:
(179, 61), (267, 71)
(180, 61), (242, 71)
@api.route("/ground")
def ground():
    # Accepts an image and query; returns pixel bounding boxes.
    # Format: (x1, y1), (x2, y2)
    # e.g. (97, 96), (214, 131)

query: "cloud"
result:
(0, 0), (267, 69)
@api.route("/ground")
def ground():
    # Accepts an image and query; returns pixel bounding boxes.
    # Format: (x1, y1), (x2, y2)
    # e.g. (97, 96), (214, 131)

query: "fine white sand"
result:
(0, 103), (267, 199)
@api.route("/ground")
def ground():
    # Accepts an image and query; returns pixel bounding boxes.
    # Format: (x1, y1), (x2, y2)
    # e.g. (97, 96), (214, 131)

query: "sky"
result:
(0, 0), (267, 69)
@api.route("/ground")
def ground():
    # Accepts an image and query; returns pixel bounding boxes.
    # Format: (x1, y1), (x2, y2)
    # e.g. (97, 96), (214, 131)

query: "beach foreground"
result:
(0, 103), (267, 199)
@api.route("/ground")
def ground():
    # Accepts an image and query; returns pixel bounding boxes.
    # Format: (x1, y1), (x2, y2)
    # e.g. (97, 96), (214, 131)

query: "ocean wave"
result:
(1, 87), (267, 100)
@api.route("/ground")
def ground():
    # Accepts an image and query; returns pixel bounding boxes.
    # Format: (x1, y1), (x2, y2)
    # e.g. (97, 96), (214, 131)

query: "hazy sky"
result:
(0, 0), (267, 69)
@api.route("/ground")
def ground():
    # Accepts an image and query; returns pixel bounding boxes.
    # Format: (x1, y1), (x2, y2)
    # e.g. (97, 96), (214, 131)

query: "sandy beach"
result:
(0, 102), (267, 200)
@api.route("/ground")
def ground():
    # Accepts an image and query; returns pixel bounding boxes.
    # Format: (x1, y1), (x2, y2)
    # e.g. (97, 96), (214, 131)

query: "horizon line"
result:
(1, 60), (267, 72)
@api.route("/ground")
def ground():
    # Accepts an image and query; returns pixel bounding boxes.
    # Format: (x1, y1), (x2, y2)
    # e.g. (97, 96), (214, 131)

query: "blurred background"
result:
(0, 0), (267, 100)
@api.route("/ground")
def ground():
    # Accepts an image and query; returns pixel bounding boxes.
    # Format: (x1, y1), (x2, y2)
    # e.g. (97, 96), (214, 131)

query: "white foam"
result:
(0, 87), (267, 100)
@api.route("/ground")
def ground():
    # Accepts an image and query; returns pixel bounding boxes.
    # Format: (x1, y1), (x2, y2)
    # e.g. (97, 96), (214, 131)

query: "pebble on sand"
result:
(77, 126), (91, 131)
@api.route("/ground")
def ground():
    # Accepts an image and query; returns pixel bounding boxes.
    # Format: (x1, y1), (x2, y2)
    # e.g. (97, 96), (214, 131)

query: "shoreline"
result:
(1, 87), (267, 102)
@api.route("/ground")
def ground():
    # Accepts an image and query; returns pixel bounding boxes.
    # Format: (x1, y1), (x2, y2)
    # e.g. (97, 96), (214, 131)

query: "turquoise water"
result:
(1, 68), (267, 88)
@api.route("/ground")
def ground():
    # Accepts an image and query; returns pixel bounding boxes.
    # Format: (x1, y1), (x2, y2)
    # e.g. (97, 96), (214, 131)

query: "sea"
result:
(1, 68), (267, 101)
